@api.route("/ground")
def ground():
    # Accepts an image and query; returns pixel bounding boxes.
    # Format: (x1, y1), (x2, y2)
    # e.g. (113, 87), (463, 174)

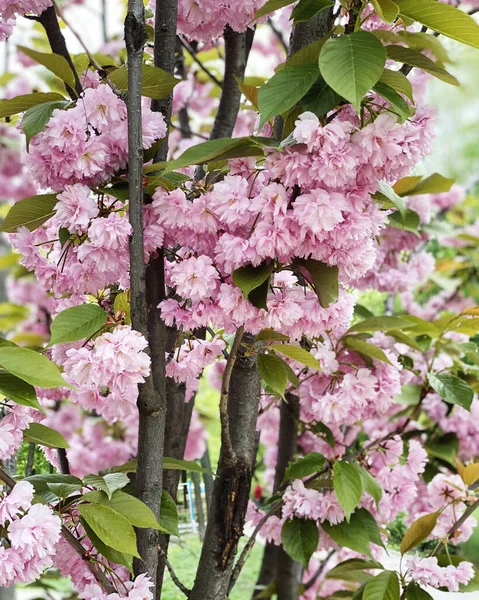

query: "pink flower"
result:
(55, 184), (99, 233)
(0, 481), (34, 525)
(169, 255), (220, 303)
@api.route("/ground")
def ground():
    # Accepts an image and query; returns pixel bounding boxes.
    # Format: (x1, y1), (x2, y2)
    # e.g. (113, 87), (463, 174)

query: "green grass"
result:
(162, 533), (263, 599)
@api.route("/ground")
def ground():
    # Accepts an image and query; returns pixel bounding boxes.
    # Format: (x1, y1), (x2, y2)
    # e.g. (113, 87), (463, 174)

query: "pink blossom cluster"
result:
(0, 0), (51, 40)
(0, 405), (34, 460)
(298, 340), (402, 428)
(0, 480), (61, 585)
(407, 556), (475, 593)
(148, 0), (267, 42)
(0, 124), (36, 201)
(79, 573), (153, 600)
(57, 325), (151, 423)
(11, 206), (132, 297)
(42, 403), (137, 477)
(27, 84), (166, 191)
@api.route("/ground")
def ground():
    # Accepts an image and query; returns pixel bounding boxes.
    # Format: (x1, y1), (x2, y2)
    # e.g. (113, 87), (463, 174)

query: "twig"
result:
(52, 0), (124, 98)
(228, 501), (282, 593)
(303, 550), (335, 591)
(220, 325), (244, 461)
(268, 17), (288, 54)
(179, 37), (223, 89)
(36, 6), (82, 99)
(158, 547), (191, 597)
(432, 497), (479, 556)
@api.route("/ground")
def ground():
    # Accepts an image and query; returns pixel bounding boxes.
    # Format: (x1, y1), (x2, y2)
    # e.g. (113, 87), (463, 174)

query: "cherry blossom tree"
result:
(1, 1), (479, 600)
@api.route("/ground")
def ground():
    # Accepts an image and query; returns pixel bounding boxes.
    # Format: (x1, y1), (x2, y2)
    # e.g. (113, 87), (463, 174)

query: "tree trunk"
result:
(192, 471), (206, 541)
(201, 447), (214, 513)
(189, 342), (261, 600)
(253, 395), (301, 600)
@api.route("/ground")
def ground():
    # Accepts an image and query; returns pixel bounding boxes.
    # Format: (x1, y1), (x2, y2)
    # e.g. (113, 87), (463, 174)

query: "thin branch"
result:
(179, 37), (223, 89)
(228, 501), (282, 593)
(303, 550), (335, 591)
(219, 325), (244, 462)
(52, 0), (124, 98)
(37, 5), (82, 99)
(433, 497), (479, 556)
(210, 27), (254, 140)
(158, 547), (191, 597)
(268, 17), (288, 54)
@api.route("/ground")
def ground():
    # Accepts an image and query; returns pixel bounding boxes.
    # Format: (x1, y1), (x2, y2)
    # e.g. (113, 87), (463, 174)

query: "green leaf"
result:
(400, 511), (439, 554)
(379, 69), (414, 102)
(79, 503), (140, 558)
(385, 46), (459, 86)
(80, 517), (133, 573)
(100, 459), (137, 475)
(333, 462), (363, 521)
(83, 490), (164, 531)
(17, 46), (77, 92)
(394, 0), (479, 49)
(159, 490), (179, 536)
(353, 465), (382, 507)
(406, 583), (434, 600)
(258, 63), (319, 130)
(159, 137), (266, 173)
(25, 473), (82, 495)
(327, 559), (384, 581)
(319, 31), (387, 112)
(322, 510), (373, 558)
(426, 433), (458, 466)
(372, 81), (411, 122)
(429, 373), (473, 410)
(349, 316), (414, 333)
(388, 209), (420, 234)
(0, 347), (70, 388)
(49, 304), (108, 346)
(23, 423), (69, 449)
(47, 482), (82, 497)
(284, 38), (329, 69)
(397, 31), (450, 64)
(401, 172), (454, 196)
(0, 194), (57, 233)
(270, 344), (320, 370)
(109, 65), (180, 99)
(0, 372), (43, 412)
(343, 337), (392, 366)
(163, 457), (208, 473)
(284, 452), (326, 480)
(83, 473), (129, 500)
(395, 383), (423, 406)
(254, 0), (295, 19)
(22, 101), (69, 150)
(255, 329), (290, 342)
(371, 0), (399, 22)
(364, 571), (400, 600)
(258, 353), (288, 397)
(291, 0), (334, 24)
(300, 75), (344, 117)
(113, 291), (131, 324)
(294, 258), (339, 308)
(375, 181), (407, 216)
(0, 92), (67, 118)
(233, 262), (274, 303)
(281, 517), (319, 568)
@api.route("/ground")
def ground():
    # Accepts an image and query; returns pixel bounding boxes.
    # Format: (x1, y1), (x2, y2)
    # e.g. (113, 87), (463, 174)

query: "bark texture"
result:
(125, 1), (165, 589)
(189, 341), (261, 600)
(253, 395), (301, 600)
